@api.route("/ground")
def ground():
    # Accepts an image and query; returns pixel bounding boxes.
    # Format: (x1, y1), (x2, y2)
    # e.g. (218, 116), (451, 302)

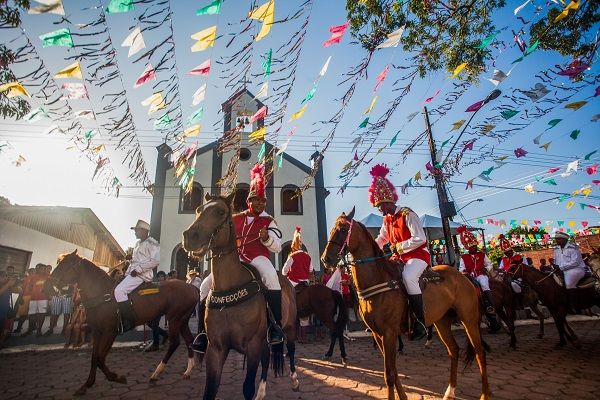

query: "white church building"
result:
(149, 88), (329, 278)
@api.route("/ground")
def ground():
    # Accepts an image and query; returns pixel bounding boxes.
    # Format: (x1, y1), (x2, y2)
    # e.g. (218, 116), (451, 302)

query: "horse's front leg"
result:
(382, 331), (407, 400)
(74, 332), (100, 396)
(286, 340), (299, 391)
(203, 344), (229, 400)
(244, 338), (264, 400)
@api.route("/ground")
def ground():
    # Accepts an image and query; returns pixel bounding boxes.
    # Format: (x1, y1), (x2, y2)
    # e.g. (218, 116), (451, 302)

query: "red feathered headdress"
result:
(368, 163), (398, 207)
(291, 226), (302, 252)
(247, 163), (266, 200)
(457, 225), (478, 249)
(498, 234), (512, 252)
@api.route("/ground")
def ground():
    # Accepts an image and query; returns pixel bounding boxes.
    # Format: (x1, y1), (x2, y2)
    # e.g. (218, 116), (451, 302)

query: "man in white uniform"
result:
(114, 219), (160, 333)
(553, 231), (587, 312)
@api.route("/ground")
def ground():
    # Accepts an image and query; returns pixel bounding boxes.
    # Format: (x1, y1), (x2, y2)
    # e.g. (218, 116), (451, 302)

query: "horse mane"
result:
(351, 220), (385, 259)
(61, 252), (113, 282)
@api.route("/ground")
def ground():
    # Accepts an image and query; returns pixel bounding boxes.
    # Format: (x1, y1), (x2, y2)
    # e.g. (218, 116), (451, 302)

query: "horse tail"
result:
(463, 321), (491, 369)
(270, 342), (285, 377)
(332, 290), (348, 335)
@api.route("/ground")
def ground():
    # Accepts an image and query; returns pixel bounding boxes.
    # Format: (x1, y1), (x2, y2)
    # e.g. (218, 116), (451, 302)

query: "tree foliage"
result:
(530, 0), (599, 60)
(0, 0), (31, 120)
(346, 0), (505, 82)
(506, 226), (548, 236)
(346, 0), (597, 82)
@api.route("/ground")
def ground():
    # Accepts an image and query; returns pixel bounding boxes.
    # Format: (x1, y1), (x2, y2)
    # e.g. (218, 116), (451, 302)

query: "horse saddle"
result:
(129, 282), (160, 298)
(552, 272), (597, 289)
(419, 267), (444, 291)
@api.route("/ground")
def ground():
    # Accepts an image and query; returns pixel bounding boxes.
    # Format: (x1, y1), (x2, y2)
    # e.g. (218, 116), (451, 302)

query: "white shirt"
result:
(375, 206), (427, 253)
(127, 236), (160, 282)
(187, 276), (202, 289)
(553, 242), (586, 272)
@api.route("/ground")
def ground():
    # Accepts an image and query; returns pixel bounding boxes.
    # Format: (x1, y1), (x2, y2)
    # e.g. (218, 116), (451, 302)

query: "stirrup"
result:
(268, 325), (285, 345)
(485, 305), (496, 315)
(191, 332), (208, 353)
(410, 320), (427, 341)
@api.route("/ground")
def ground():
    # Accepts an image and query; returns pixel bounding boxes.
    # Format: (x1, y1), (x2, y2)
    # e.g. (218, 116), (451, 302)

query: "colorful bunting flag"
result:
(364, 96), (377, 114)
(376, 26), (405, 48)
(500, 109), (519, 120)
(189, 59), (211, 75)
(319, 56), (332, 76)
(554, 0), (579, 23)
(54, 61), (82, 79)
(28, 0), (65, 15)
(154, 113), (172, 129)
(248, 0), (275, 41)
(250, 106), (267, 123)
(373, 65), (389, 92)
(566, 160), (579, 173)
(514, 147), (527, 158)
(587, 164), (598, 175)
(323, 21), (349, 47)
(262, 48), (272, 78)
(477, 32), (497, 49)
(584, 150), (597, 160)
(39, 28), (73, 47)
(424, 89), (441, 103)
(569, 129), (581, 140)
(191, 26), (217, 52)
(134, 64), (156, 88)
(389, 132), (399, 146)
(184, 125), (201, 137)
(539, 142), (551, 151)
(74, 110), (95, 119)
(23, 106), (48, 122)
(106, 0), (133, 14)
(450, 63), (467, 78)
(358, 118), (369, 128)
(289, 104), (307, 121)
(523, 83), (549, 102)
(564, 100), (587, 110)
(524, 183), (535, 193)
(188, 107), (204, 124)
(0, 82), (29, 98)
(192, 84), (207, 106)
(301, 83), (317, 104)
(61, 83), (88, 99)
(141, 92), (165, 114)
(196, 0), (221, 15)
(488, 69), (508, 86)
(121, 26), (145, 57)
(249, 127), (266, 142)
(450, 120), (466, 131)
(543, 179), (557, 185)
(465, 100), (485, 112)
(254, 82), (268, 99)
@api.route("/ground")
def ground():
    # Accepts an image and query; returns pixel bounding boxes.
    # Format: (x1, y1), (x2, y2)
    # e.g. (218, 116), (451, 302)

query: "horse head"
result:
(505, 262), (525, 281)
(321, 207), (356, 267)
(182, 191), (236, 257)
(44, 249), (81, 296)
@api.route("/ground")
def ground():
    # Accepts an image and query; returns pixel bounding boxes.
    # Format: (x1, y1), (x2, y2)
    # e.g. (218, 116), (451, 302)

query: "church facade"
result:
(149, 88), (328, 278)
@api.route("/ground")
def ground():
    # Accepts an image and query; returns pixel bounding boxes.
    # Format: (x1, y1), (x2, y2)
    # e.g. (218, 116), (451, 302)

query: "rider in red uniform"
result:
(498, 234), (528, 307)
(457, 226), (500, 333)
(282, 227), (313, 286)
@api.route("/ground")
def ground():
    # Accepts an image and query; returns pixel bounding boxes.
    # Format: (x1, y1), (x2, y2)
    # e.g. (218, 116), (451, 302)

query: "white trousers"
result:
(326, 268), (342, 293)
(474, 275), (490, 291)
(199, 256), (281, 301)
(511, 278), (522, 294)
(288, 279), (309, 287)
(564, 268), (585, 289)
(114, 275), (143, 302)
(402, 258), (428, 295)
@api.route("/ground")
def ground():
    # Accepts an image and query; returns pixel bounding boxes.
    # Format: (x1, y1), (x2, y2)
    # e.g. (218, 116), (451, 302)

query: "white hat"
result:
(553, 231), (570, 240)
(131, 219), (150, 231)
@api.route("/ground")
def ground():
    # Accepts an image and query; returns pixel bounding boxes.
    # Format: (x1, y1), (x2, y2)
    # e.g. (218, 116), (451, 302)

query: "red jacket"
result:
(461, 253), (486, 276)
(286, 251), (311, 283)
(233, 212), (273, 263)
(384, 211), (430, 264)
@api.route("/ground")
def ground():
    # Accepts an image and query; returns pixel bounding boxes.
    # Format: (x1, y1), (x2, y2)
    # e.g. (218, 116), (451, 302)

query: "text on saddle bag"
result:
(207, 279), (262, 309)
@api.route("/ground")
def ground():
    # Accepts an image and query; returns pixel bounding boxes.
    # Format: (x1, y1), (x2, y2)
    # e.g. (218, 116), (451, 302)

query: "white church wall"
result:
(158, 149), (213, 272)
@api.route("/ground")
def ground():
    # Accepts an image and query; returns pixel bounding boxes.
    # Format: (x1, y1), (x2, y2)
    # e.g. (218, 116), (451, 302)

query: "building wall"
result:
(158, 149), (213, 272)
(522, 234), (600, 268)
(0, 220), (94, 270)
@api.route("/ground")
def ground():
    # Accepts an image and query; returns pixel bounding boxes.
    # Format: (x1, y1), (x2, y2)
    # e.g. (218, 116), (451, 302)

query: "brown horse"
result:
(322, 209), (491, 400)
(45, 251), (198, 396)
(295, 283), (348, 365)
(182, 193), (298, 400)
(485, 279), (517, 348)
(506, 262), (598, 347)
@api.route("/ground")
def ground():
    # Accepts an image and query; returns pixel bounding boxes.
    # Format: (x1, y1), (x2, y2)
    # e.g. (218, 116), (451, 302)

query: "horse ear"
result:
(71, 249), (78, 255)
(204, 192), (212, 202)
(224, 191), (235, 206)
(347, 206), (356, 221)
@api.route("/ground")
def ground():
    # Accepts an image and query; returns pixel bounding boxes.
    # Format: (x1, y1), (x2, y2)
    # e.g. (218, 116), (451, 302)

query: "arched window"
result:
(281, 185), (302, 215)
(179, 182), (203, 214)
(233, 183), (250, 213)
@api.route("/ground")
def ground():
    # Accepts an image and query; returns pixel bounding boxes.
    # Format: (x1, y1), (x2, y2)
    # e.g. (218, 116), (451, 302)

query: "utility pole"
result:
(423, 106), (457, 265)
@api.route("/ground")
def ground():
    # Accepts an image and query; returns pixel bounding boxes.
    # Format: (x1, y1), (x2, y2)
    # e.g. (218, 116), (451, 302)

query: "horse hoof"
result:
(182, 373), (191, 380)
(74, 387), (86, 396)
(341, 357), (348, 367)
(425, 339), (432, 348)
(321, 354), (331, 361)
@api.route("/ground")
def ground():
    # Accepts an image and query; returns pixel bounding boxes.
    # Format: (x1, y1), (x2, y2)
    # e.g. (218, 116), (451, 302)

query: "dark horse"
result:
(182, 193), (298, 400)
(322, 209), (491, 400)
(507, 262), (598, 348)
(487, 279), (517, 348)
(45, 251), (198, 396)
(295, 283), (348, 365)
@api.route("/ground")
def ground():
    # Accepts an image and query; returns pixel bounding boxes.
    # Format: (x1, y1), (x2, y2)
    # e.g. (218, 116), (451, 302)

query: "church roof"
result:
(221, 87), (265, 112)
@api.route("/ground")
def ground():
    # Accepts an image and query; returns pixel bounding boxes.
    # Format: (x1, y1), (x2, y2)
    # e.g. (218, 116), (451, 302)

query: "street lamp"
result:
(457, 198), (483, 214)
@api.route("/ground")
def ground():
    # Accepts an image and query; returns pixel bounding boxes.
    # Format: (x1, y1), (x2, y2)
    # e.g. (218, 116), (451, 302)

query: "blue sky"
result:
(0, 0), (598, 250)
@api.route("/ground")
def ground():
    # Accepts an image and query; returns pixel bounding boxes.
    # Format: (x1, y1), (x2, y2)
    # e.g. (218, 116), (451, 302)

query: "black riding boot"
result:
(482, 290), (501, 334)
(408, 294), (427, 341)
(567, 289), (579, 314)
(117, 300), (137, 334)
(191, 300), (208, 353)
(265, 290), (285, 345)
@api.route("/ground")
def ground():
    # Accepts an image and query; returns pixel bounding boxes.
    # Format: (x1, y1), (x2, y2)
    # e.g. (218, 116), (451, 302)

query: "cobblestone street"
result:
(1, 319), (599, 399)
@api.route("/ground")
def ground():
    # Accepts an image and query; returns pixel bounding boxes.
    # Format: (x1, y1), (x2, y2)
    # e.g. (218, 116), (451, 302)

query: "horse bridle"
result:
(202, 200), (237, 260)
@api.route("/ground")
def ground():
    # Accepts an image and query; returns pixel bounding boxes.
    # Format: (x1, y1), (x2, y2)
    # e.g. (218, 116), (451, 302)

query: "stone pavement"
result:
(1, 319), (599, 399)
